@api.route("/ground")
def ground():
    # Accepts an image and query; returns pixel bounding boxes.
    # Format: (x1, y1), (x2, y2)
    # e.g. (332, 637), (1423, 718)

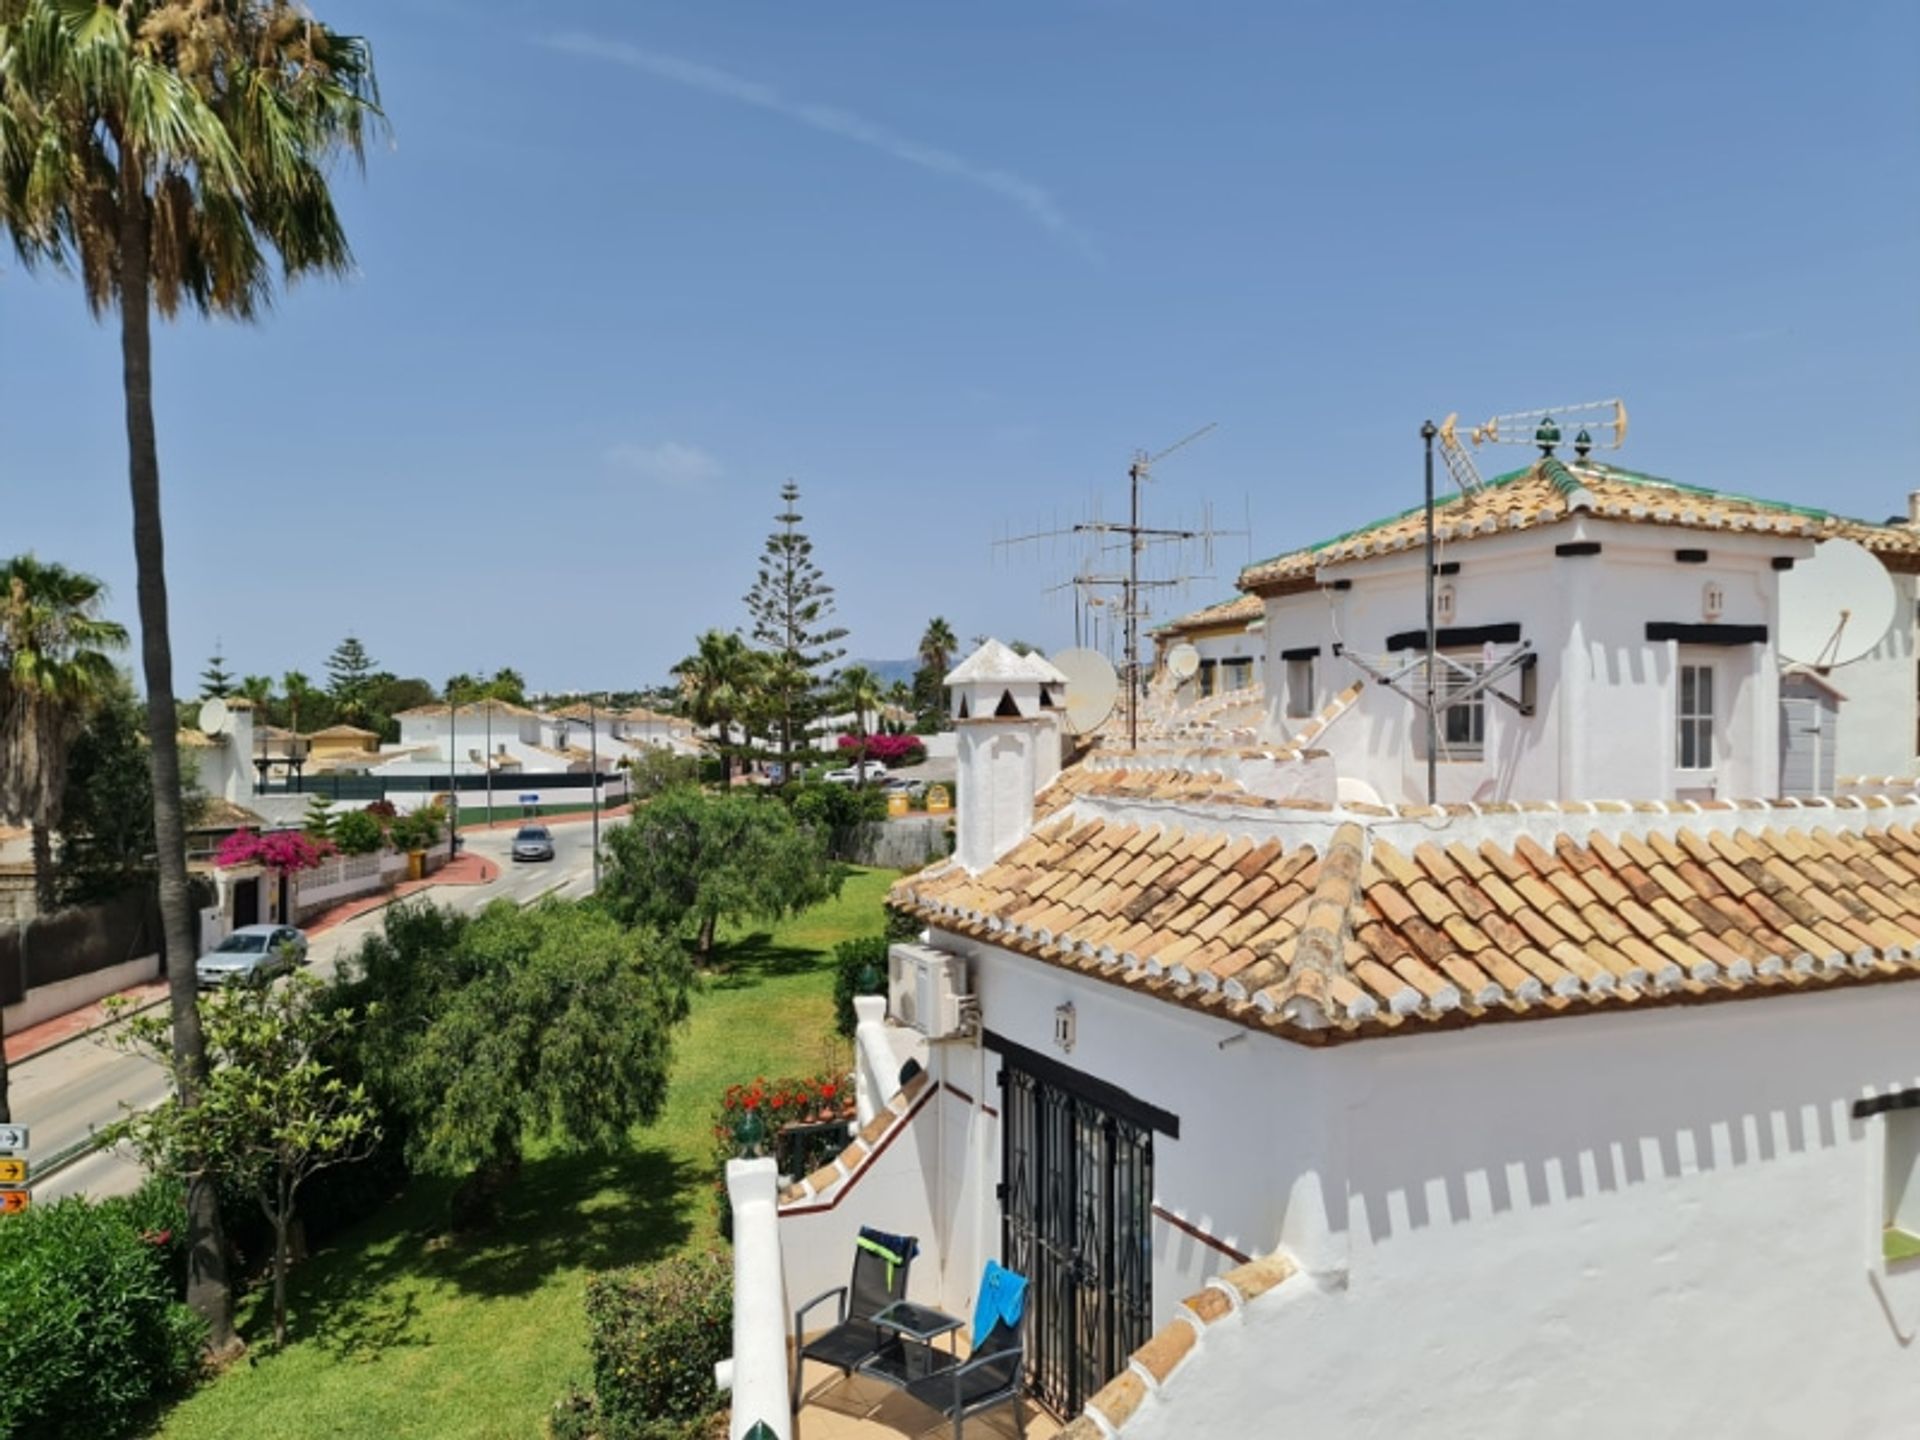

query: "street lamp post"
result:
(448, 685), (461, 858)
(589, 694), (601, 894)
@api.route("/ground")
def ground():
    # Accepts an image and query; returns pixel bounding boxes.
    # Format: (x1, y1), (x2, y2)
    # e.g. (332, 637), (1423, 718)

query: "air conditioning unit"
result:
(889, 943), (970, 1039)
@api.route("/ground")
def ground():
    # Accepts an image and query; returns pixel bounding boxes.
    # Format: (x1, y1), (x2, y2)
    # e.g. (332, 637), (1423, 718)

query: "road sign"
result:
(0, 1124), (26, 1153)
(0, 1190), (27, 1215)
(519, 794), (538, 805)
(0, 1159), (24, 1185)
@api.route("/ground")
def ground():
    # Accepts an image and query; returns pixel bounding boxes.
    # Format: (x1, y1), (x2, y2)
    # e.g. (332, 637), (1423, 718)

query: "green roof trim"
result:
(1242, 460), (1899, 577)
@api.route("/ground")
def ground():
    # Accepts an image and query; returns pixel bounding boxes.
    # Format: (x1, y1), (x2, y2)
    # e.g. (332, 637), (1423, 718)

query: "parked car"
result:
(512, 824), (556, 862)
(823, 760), (890, 785)
(195, 925), (307, 990)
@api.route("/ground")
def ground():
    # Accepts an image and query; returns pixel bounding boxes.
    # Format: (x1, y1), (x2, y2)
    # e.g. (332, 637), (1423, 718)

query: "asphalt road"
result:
(19, 817), (609, 1204)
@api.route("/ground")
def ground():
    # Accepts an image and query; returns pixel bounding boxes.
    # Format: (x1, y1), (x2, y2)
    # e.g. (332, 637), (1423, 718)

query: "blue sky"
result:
(4, 0), (1916, 693)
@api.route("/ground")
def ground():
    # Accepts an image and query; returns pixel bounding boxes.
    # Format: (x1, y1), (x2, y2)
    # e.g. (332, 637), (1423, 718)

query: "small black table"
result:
(860, 1301), (964, 1386)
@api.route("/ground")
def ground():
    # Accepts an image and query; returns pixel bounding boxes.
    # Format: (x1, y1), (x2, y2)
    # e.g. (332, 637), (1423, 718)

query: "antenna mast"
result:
(999, 422), (1230, 747)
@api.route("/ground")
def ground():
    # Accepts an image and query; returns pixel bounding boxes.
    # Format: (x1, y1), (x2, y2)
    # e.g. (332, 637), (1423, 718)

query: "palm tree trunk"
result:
(119, 158), (236, 1355)
(29, 824), (54, 914)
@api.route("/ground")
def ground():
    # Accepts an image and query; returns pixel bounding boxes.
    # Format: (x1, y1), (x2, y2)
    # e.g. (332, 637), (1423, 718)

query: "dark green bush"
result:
(784, 781), (887, 860)
(833, 933), (890, 1038)
(330, 808), (386, 856)
(885, 903), (922, 943)
(585, 1251), (732, 1440)
(0, 1185), (205, 1438)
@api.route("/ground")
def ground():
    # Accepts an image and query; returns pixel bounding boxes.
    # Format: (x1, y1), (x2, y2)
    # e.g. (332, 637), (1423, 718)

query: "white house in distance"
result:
(1150, 592), (1263, 702)
(730, 448), (1920, 1440)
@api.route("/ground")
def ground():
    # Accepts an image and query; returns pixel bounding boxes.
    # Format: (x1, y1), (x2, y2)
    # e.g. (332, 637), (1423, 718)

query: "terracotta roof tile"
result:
(892, 794), (1920, 1043)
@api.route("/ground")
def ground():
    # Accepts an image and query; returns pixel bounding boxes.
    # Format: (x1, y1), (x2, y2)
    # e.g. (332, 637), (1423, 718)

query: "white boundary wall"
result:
(921, 925), (1920, 1437)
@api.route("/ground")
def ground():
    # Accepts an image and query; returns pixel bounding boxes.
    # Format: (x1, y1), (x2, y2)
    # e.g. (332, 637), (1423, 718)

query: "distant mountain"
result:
(846, 658), (919, 687)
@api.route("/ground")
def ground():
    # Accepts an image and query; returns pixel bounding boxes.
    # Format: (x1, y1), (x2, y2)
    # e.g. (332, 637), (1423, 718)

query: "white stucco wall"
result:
(1260, 520), (1812, 803)
(1116, 982), (1920, 1439)
(900, 921), (1920, 1436)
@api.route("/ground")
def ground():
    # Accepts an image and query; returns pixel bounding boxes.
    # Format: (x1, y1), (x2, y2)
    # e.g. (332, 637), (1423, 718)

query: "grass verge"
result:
(155, 866), (895, 1440)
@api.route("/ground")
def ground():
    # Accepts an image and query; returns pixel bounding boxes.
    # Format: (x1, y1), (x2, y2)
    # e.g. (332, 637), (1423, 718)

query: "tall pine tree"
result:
(199, 647), (235, 700)
(326, 635), (378, 725)
(744, 482), (847, 777)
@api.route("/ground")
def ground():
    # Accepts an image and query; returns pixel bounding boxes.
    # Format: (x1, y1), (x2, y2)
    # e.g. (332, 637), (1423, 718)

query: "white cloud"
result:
(606, 441), (724, 488)
(543, 32), (1097, 259)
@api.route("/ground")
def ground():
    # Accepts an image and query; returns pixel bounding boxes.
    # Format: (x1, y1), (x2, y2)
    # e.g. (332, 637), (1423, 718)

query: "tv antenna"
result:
(1435, 398), (1628, 496)
(997, 423), (1237, 747)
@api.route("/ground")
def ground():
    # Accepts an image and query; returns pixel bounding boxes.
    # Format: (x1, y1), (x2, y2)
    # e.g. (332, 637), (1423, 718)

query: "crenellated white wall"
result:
(1113, 980), (1920, 1439)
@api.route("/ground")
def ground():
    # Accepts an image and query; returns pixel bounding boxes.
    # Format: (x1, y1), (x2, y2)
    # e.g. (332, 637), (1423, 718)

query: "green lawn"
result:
(155, 868), (895, 1440)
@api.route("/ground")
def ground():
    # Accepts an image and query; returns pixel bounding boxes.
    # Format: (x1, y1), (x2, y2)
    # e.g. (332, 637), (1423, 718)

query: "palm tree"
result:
(0, 0), (381, 1352)
(672, 630), (761, 788)
(0, 556), (128, 1126)
(918, 617), (958, 678)
(281, 669), (317, 734)
(835, 664), (884, 787)
(0, 556), (129, 914)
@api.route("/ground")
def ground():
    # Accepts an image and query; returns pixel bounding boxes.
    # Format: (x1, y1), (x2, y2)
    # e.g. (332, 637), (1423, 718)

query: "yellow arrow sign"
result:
(0, 1160), (25, 1185)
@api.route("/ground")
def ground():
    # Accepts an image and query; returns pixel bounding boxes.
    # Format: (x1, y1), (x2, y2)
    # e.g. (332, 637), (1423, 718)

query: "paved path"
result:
(15, 818), (610, 1203)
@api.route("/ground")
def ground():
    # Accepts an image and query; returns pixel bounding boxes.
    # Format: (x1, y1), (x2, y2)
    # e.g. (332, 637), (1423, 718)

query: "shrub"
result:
(585, 1252), (733, 1440)
(626, 748), (699, 802)
(388, 807), (441, 852)
(0, 1185), (205, 1438)
(785, 781), (886, 860)
(833, 934), (890, 1038)
(836, 732), (925, 767)
(330, 808), (385, 856)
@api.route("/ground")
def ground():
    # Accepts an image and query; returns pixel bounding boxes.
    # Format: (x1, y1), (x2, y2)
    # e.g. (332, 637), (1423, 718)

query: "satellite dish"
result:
(198, 697), (231, 737)
(1167, 643), (1201, 680)
(1779, 538), (1897, 668)
(1052, 648), (1119, 735)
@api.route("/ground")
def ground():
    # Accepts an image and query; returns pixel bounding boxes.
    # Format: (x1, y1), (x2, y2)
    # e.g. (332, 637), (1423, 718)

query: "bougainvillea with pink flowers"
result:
(837, 733), (925, 767)
(214, 828), (335, 874)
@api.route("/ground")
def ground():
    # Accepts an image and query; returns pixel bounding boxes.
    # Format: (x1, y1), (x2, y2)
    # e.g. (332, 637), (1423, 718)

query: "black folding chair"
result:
(791, 1226), (918, 1414)
(899, 1315), (1026, 1439)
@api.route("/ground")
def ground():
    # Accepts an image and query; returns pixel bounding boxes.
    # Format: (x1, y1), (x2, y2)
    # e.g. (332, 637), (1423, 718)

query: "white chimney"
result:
(947, 640), (1067, 872)
(1909, 489), (1920, 527)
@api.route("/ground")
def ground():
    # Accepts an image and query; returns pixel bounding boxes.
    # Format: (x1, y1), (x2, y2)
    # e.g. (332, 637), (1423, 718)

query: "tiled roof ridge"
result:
(1152, 591), (1264, 636)
(1259, 821), (1366, 1026)
(1285, 679), (1365, 750)
(1238, 461), (1920, 591)
(1057, 1252), (1301, 1439)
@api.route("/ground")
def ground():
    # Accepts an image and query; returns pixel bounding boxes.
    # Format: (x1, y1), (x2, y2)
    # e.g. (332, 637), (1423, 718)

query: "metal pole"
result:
(449, 686), (461, 858)
(589, 694), (601, 893)
(485, 697), (493, 828)
(1127, 458), (1142, 749)
(1421, 419), (1439, 805)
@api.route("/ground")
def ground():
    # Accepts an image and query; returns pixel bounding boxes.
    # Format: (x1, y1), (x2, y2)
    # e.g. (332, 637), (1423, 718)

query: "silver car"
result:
(512, 824), (556, 862)
(195, 924), (308, 989)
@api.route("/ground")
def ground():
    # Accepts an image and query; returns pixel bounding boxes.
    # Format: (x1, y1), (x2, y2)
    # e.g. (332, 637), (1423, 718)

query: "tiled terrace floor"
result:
(793, 1370), (1061, 1439)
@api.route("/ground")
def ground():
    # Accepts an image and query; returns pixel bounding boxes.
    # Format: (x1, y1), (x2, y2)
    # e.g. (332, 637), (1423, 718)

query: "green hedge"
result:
(584, 1251), (732, 1440)
(833, 934), (889, 1038)
(0, 1180), (204, 1438)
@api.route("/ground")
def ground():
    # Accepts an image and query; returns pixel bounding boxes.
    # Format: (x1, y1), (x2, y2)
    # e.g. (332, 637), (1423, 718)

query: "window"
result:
(1197, 659), (1217, 698)
(1677, 662), (1715, 770)
(1884, 1108), (1920, 1263)
(1221, 658), (1253, 693)
(1285, 657), (1315, 719)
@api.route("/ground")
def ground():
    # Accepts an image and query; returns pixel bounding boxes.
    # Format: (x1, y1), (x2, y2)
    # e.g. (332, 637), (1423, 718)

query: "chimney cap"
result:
(946, 639), (1067, 687)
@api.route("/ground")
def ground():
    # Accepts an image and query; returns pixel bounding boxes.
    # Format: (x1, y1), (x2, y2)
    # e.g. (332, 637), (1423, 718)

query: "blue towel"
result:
(972, 1260), (1028, 1349)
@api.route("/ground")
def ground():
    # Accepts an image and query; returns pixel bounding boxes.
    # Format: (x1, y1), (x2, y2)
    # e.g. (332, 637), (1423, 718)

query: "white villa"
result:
(727, 452), (1920, 1440)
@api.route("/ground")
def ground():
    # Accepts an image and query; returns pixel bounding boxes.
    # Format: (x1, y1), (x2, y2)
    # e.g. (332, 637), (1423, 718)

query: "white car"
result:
(823, 760), (889, 785)
(195, 924), (308, 989)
